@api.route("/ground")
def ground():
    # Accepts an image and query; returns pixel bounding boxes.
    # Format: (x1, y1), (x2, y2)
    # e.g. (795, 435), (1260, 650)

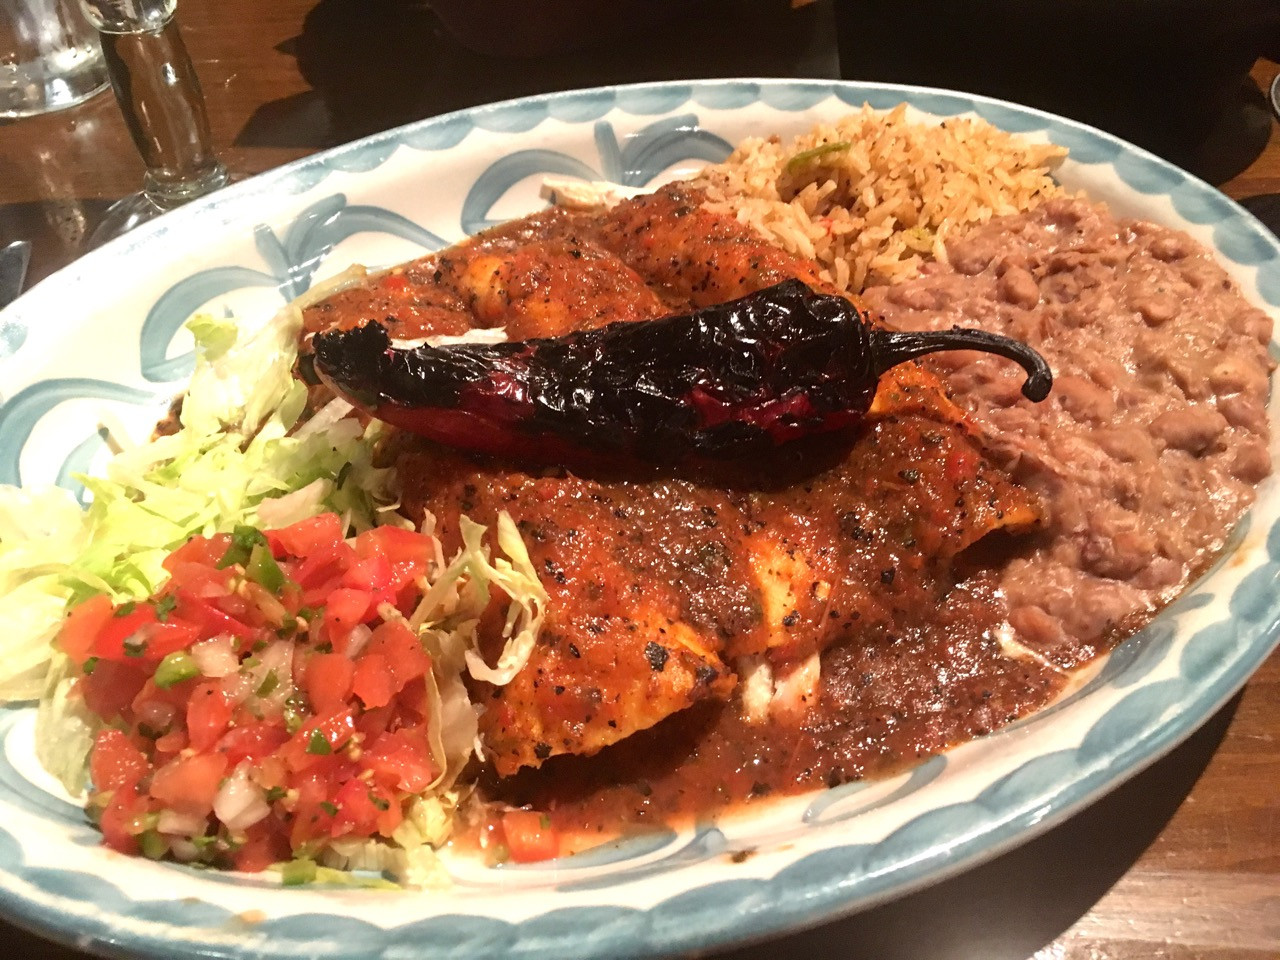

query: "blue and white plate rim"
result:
(0, 78), (1278, 960)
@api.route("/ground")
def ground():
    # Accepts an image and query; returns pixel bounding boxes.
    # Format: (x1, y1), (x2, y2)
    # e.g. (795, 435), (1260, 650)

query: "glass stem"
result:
(81, 0), (227, 206)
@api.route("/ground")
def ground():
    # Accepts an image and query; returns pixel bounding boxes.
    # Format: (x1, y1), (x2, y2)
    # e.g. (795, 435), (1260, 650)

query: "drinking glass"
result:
(0, 0), (109, 117)
(76, 0), (229, 244)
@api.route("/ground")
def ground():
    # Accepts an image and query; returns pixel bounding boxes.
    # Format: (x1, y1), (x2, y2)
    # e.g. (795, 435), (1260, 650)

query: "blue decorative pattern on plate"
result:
(0, 80), (1277, 960)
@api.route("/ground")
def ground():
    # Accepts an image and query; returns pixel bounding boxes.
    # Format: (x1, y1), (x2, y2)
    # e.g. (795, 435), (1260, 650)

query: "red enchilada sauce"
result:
(301, 184), (1269, 848)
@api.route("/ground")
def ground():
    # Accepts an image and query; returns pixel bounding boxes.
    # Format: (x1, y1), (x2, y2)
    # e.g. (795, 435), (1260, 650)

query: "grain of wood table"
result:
(0, 3), (1277, 957)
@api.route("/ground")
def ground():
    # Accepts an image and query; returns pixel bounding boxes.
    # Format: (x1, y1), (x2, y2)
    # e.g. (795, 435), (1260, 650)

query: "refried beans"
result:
(864, 197), (1274, 668)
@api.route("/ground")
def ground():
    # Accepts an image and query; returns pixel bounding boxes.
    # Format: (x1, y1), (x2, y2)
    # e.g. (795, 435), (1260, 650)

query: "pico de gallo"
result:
(60, 513), (462, 874)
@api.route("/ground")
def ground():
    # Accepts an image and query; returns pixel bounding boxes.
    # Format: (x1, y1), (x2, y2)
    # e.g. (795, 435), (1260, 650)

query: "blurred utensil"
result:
(0, 241), (32, 311)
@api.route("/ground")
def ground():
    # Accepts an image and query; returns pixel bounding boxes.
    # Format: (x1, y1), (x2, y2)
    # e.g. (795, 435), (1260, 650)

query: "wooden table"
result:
(0, 3), (1277, 957)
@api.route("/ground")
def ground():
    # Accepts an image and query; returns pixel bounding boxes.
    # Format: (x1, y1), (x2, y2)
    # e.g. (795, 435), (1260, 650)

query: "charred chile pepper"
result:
(310, 279), (1052, 463)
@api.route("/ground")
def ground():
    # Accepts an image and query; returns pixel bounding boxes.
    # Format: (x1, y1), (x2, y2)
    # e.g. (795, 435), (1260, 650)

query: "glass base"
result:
(0, 45), (109, 118)
(88, 164), (232, 248)
(87, 192), (168, 248)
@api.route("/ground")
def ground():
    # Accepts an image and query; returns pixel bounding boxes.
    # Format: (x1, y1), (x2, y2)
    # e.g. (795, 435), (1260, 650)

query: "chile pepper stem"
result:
(870, 327), (1053, 402)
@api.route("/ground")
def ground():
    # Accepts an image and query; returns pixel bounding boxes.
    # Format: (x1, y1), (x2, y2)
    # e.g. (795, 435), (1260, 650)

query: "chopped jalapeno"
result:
(217, 525), (269, 569)
(246, 542), (286, 593)
(154, 651), (199, 689)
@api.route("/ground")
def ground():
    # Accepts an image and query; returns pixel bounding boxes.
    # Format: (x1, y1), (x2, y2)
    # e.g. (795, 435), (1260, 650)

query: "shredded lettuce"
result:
(33, 652), (98, 795)
(411, 512), (548, 689)
(4, 263), (549, 883)
(0, 269), (394, 707)
(309, 791), (463, 889)
(0, 487), (88, 700)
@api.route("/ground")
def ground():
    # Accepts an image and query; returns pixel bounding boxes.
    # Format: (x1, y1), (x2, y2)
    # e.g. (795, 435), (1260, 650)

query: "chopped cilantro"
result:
(153, 594), (178, 622)
(305, 729), (332, 755)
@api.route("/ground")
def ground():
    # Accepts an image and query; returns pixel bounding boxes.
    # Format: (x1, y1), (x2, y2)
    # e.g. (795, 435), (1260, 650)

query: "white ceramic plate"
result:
(0, 80), (1278, 960)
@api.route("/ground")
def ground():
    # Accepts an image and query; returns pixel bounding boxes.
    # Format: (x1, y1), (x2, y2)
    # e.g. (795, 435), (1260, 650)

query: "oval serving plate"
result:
(0, 80), (1278, 960)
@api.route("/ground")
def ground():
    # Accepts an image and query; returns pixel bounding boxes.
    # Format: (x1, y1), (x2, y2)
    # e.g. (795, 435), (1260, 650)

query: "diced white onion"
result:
(345, 624), (373, 659)
(158, 808), (209, 836)
(135, 699), (176, 732)
(252, 640), (296, 709)
(214, 765), (271, 833)
(191, 636), (238, 678)
(220, 671), (255, 706)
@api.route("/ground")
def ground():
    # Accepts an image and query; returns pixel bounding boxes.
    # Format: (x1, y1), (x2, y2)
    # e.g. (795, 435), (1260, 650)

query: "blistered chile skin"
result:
(311, 279), (1051, 465)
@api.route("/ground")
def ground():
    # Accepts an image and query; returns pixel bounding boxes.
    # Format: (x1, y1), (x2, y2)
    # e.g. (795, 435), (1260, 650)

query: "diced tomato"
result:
(153, 730), (188, 757)
(281, 709), (356, 773)
(162, 534), (230, 573)
(143, 618), (201, 660)
(341, 556), (396, 606)
(322, 588), (374, 647)
(82, 660), (149, 722)
(58, 594), (115, 664)
(130, 674), (191, 714)
(356, 528), (431, 601)
(278, 580), (304, 617)
(253, 755), (288, 794)
(149, 752), (228, 816)
(216, 722), (289, 766)
(99, 790), (148, 855)
(306, 653), (354, 714)
(91, 604), (157, 660)
(74, 512), (455, 869)
(363, 621), (430, 692)
(289, 771), (339, 847)
(354, 703), (394, 740)
(501, 810), (561, 864)
(359, 727), (436, 794)
(176, 594), (257, 641)
(396, 675), (429, 720)
(293, 540), (356, 593)
(351, 653), (394, 709)
(232, 821), (291, 873)
(330, 777), (384, 839)
(268, 513), (344, 559)
(357, 525), (431, 569)
(186, 682), (233, 752)
(165, 560), (232, 597)
(90, 729), (149, 793)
